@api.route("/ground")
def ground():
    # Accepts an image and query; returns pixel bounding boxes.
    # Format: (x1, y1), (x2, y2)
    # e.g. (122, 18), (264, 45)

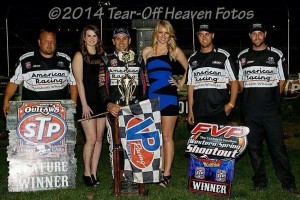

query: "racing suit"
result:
(10, 50), (76, 100)
(237, 46), (296, 189)
(99, 51), (148, 177)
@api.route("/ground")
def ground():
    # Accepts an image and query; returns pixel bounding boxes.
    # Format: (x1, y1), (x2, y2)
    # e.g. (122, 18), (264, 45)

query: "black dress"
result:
(76, 53), (106, 119)
(146, 54), (179, 116)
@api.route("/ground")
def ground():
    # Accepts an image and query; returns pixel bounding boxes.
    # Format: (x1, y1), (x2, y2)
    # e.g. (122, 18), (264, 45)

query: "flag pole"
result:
(77, 111), (109, 122)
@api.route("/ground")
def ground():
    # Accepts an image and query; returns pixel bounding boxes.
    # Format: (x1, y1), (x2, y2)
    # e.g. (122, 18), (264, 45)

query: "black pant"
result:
(243, 113), (296, 189)
(194, 110), (228, 126)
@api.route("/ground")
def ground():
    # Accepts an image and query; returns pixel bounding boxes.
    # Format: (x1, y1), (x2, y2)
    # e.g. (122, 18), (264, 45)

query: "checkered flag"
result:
(118, 98), (162, 183)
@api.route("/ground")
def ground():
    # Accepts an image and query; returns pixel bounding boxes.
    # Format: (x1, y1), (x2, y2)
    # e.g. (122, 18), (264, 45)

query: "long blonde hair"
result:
(152, 20), (177, 60)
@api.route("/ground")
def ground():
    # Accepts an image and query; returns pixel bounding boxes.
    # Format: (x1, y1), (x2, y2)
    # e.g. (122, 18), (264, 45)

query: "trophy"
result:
(117, 50), (137, 106)
(113, 50), (147, 196)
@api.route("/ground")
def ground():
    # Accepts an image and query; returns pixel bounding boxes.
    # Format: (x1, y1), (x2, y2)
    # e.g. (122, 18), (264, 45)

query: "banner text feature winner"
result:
(6, 100), (77, 192)
(186, 123), (249, 197)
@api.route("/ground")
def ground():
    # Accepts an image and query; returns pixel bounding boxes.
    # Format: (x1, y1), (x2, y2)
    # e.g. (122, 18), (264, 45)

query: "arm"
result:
(69, 85), (78, 104)
(279, 53), (288, 94)
(238, 81), (244, 92)
(3, 59), (24, 117)
(99, 57), (120, 117)
(175, 47), (189, 88)
(225, 80), (239, 115)
(224, 54), (239, 115)
(141, 46), (151, 64)
(67, 57), (78, 105)
(2, 82), (19, 117)
(237, 59), (244, 92)
(72, 52), (93, 119)
(279, 80), (286, 94)
(187, 84), (194, 125)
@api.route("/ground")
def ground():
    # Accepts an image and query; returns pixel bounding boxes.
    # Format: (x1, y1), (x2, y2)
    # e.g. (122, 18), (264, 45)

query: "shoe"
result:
(284, 187), (300, 198)
(82, 175), (94, 187)
(159, 175), (171, 188)
(252, 185), (267, 191)
(91, 174), (100, 185)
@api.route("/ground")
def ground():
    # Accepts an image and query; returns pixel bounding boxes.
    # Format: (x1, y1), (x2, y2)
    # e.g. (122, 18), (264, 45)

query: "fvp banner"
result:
(186, 123), (249, 197)
(118, 98), (162, 183)
(283, 79), (300, 99)
(6, 100), (77, 192)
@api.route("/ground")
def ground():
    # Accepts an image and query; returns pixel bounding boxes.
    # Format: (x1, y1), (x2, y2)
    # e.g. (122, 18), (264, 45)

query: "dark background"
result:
(0, 0), (299, 77)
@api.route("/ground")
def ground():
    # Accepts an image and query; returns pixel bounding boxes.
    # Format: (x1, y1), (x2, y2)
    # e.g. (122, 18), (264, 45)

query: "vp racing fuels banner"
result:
(118, 98), (162, 183)
(186, 123), (249, 197)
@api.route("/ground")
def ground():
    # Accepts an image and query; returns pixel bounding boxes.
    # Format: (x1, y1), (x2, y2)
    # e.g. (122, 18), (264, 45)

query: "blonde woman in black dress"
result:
(142, 20), (188, 187)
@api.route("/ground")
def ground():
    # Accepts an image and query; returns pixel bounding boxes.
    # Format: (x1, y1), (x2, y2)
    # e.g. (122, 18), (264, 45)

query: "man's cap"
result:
(113, 28), (130, 37)
(197, 23), (214, 34)
(249, 21), (266, 33)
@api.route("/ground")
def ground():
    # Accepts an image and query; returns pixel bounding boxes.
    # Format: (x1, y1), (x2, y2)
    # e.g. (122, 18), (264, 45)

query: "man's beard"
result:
(41, 48), (55, 55)
(252, 39), (265, 48)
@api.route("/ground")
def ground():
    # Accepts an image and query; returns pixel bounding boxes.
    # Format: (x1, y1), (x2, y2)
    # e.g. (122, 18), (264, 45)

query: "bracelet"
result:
(228, 103), (235, 108)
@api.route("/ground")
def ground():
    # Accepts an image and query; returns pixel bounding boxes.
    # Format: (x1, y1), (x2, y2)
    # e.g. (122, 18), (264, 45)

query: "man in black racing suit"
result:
(99, 28), (148, 192)
(3, 28), (77, 117)
(237, 21), (299, 197)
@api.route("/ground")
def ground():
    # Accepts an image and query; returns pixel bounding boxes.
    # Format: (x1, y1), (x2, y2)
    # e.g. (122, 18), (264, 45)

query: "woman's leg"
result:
(161, 115), (178, 176)
(91, 117), (106, 177)
(81, 119), (97, 176)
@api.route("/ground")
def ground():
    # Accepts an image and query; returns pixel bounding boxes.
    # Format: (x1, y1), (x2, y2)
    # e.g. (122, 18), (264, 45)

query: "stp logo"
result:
(17, 113), (67, 144)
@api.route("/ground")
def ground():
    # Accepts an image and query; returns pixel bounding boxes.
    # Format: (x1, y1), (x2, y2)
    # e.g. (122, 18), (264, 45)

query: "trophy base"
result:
(113, 180), (148, 196)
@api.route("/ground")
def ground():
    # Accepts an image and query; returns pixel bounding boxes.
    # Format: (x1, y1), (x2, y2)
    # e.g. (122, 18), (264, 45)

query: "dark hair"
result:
(80, 24), (103, 57)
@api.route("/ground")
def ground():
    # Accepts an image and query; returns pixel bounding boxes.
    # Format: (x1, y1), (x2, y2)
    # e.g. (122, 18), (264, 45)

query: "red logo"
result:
(17, 113), (66, 145)
(187, 123), (249, 160)
(283, 79), (300, 99)
(126, 117), (154, 169)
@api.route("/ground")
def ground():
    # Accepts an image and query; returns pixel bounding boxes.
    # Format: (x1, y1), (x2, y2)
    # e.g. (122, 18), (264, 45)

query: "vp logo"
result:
(126, 117), (160, 151)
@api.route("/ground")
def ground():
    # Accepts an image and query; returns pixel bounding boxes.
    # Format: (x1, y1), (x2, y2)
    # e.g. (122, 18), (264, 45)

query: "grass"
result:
(0, 120), (300, 200)
(0, 97), (300, 199)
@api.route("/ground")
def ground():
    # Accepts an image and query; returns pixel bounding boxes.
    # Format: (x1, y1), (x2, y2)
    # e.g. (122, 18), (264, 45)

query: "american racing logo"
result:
(30, 71), (67, 85)
(108, 66), (140, 86)
(192, 67), (228, 89)
(125, 117), (160, 169)
(242, 66), (278, 88)
(186, 123), (249, 160)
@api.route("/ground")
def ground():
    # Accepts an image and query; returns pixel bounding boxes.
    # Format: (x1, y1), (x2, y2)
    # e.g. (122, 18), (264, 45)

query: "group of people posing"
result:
(2, 19), (299, 197)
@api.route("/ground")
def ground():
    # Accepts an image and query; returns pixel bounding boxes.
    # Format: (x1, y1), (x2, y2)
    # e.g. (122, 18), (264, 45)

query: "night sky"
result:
(1, 0), (299, 75)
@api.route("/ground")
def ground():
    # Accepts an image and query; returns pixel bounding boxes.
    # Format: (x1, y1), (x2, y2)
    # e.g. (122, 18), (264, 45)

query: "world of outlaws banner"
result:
(186, 123), (249, 197)
(6, 100), (77, 192)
